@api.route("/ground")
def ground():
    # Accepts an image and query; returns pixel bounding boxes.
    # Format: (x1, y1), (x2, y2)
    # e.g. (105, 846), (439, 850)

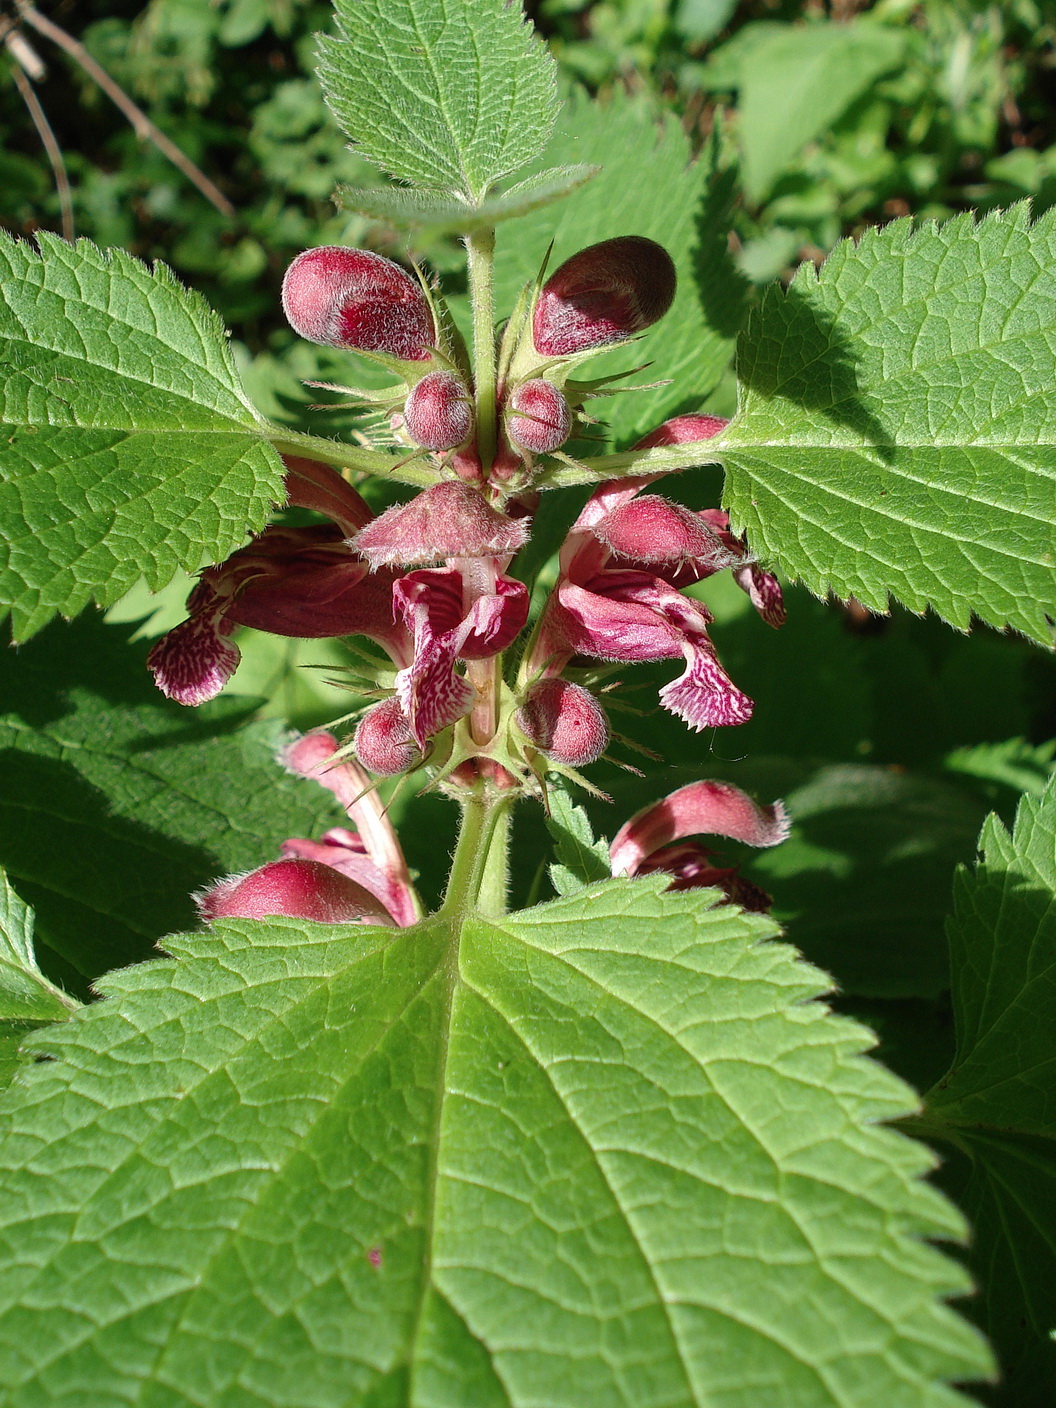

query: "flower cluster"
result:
(148, 235), (789, 922)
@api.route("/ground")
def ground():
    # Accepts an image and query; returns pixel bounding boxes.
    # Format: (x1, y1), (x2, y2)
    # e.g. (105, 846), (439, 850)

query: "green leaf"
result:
(944, 738), (1056, 800)
(929, 781), (1056, 1134)
(544, 787), (610, 894)
(0, 870), (75, 1025)
(318, 0), (558, 201)
(0, 870), (76, 1091)
(494, 89), (748, 444)
(0, 234), (284, 641)
(335, 165), (601, 232)
(0, 613), (343, 997)
(735, 23), (905, 201)
(720, 205), (1056, 645)
(921, 778), (1056, 1401)
(0, 883), (991, 1404)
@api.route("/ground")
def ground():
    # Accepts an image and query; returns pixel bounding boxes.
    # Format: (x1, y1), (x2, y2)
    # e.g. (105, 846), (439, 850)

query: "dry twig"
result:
(15, 1), (235, 218)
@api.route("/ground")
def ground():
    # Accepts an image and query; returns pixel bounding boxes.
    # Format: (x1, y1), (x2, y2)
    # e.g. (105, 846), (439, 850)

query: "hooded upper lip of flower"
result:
(609, 778), (790, 911)
(528, 475), (784, 732)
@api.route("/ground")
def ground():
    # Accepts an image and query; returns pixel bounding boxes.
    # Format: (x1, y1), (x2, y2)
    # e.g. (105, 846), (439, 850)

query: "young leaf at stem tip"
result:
(319, 0), (559, 201)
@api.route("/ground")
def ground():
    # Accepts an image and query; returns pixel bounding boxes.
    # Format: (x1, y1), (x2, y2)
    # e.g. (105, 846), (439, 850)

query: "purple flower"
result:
(393, 562), (529, 746)
(148, 524), (410, 706)
(610, 779), (790, 910)
(280, 731), (420, 926)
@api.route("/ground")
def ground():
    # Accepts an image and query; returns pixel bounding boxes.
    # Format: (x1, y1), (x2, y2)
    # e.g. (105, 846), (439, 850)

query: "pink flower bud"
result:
(594, 496), (739, 571)
(353, 699), (422, 775)
(352, 482), (529, 569)
(506, 379), (572, 455)
(403, 370), (474, 451)
(196, 858), (394, 924)
(516, 679), (608, 767)
(533, 236), (677, 358)
(281, 246), (434, 361)
(633, 415), (729, 449)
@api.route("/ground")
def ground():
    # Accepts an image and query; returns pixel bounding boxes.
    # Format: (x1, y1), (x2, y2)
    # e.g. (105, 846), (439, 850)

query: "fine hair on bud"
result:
(533, 235), (677, 358)
(403, 370), (474, 451)
(353, 698), (422, 775)
(516, 678), (608, 767)
(281, 246), (434, 361)
(506, 379), (573, 455)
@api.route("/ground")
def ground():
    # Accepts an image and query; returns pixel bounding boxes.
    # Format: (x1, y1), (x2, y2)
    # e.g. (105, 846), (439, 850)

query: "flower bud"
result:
(403, 370), (474, 451)
(516, 679), (608, 767)
(353, 699), (422, 775)
(506, 379), (572, 455)
(594, 495), (738, 571)
(352, 481), (529, 569)
(196, 858), (393, 924)
(281, 246), (434, 361)
(533, 236), (676, 358)
(633, 414), (728, 450)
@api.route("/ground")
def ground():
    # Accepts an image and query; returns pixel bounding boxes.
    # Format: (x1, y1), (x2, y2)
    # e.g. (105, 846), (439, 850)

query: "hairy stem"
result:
(267, 430), (437, 488)
(465, 227), (498, 474)
(440, 790), (514, 920)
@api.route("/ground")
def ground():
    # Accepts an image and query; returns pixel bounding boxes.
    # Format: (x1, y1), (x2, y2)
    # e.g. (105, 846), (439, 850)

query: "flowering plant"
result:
(0, 2), (1054, 1404)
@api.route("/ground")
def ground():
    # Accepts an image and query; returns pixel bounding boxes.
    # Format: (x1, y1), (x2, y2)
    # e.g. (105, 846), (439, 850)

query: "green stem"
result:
(266, 429), (437, 488)
(440, 790), (514, 920)
(465, 227), (498, 474)
(477, 804), (511, 918)
(532, 439), (729, 489)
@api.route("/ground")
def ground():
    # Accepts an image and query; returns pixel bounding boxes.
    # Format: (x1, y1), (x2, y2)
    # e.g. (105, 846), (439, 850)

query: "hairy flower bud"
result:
(353, 698), (422, 775)
(516, 679), (608, 767)
(352, 481), (529, 569)
(633, 414), (729, 450)
(196, 858), (394, 924)
(281, 246), (434, 361)
(403, 369), (474, 450)
(594, 496), (738, 571)
(533, 236), (677, 358)
(506, 379), (572, 455)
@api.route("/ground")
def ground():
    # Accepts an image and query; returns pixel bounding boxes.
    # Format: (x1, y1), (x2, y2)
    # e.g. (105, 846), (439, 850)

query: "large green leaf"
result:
(921, 779), (1056, 1403)
(318, 0), (557, 201)
(0, 870), (76, 1091)
(719, 205), (1056, 645)
(493, 88), (747, 445)
(0, 613), (343, 997)
(0, 882), (990, 1405)
(0, 234), (285, 641)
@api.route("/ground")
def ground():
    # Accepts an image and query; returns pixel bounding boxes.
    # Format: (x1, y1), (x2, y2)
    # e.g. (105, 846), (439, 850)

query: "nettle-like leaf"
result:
(921, 778), (1056, 1401)
(319, 0), (558, 201)
(0, 614), (343, 997)
(334, 165), (600, 232)
(719, 205), (1056, 645)
(0, 882), (990, 1406)
(493, 88), (747, 444)
(0, 870), (76, 1090)
(544, 788), (610, 894)
(0, 233), (285, 641)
